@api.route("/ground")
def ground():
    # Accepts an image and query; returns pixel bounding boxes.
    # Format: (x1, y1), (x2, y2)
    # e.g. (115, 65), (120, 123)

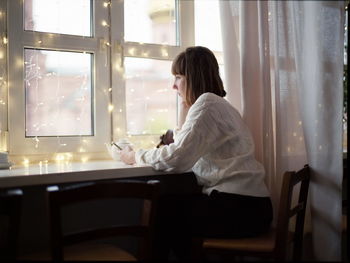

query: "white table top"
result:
(0, 160), (172, 189)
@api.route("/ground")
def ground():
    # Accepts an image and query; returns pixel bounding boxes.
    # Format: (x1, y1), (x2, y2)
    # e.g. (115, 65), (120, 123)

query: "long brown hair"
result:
(171, 46), (226, 106)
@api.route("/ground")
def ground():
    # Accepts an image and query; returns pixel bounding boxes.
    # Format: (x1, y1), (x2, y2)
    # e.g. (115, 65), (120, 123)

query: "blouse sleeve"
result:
(135, 106), (218, 172)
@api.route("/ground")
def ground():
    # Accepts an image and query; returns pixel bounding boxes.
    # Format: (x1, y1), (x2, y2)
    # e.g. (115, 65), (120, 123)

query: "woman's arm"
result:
(135, 101), (218, 172)
(155, 98), (190, 148)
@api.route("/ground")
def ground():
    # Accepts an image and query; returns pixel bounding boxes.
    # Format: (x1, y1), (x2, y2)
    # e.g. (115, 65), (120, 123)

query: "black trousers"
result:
(153, 190), (273, 260)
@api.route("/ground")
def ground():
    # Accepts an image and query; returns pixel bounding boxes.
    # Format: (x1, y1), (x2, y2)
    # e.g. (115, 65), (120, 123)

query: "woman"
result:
(121, 46), (273, 260)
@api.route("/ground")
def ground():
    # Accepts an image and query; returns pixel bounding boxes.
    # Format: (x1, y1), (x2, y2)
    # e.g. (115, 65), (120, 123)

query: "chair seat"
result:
(203, 229), (294, 253)
(64, 242), (137, 261)
(194, 166), (310, 261)
(19, 242), (137, 261)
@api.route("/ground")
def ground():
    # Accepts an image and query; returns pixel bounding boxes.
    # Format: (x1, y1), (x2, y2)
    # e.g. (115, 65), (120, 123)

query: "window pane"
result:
(124, 0), (177, 45)
(125, 57), (176, 135)
(195, 0), (222, 52)
(24, 49), (93, 137)
(24, 0), (92, 36)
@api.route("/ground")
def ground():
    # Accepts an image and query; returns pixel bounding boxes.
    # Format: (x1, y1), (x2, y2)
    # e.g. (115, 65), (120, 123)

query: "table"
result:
(0, 159), (200, 256)
(0, 160), (178, 189)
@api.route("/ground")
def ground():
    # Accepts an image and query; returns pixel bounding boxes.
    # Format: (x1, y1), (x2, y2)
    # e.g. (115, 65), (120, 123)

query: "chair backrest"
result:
(0, 189), (23, 261)
(47, 180), (160, 261)
(274, 164), (310, 261)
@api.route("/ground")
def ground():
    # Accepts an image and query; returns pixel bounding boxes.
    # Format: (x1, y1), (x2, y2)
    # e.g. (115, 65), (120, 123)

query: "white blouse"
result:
(135, 92), (270, 197)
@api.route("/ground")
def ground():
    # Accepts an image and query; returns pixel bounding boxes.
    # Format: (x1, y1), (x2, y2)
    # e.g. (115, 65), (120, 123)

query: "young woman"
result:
(120, 46), (273, 260)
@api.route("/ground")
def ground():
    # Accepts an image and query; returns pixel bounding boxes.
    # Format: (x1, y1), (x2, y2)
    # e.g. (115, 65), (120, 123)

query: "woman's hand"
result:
(156, 129), (174, 148)
(120, 145), (136, 165)
(178, 99), (190, 129)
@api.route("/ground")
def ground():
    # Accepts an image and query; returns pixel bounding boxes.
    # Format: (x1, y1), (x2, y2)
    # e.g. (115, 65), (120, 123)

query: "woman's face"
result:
(172, 74), (186, 99)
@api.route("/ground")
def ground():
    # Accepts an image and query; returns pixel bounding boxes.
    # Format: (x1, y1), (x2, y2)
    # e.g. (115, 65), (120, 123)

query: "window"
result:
(24, 48), (93, 137)
(124, 0), (177, 45)
(5, 0), (223, 162)
(124, 58), (176, 136)
(194, 0), (225, 83)
(24, 0), (92, 36)
(8, 0), (109, 157)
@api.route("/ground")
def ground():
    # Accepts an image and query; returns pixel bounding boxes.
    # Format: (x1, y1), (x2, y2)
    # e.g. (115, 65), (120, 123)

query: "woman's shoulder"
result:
(197, 92), (222, 102)
(194, 92), (225, 108)
(188, 92), (233, 120)
(193, 93), (243, 122)
(195, 92), (236, 112)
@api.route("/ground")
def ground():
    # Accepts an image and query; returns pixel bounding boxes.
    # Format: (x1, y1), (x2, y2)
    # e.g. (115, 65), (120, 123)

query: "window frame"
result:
(6, 0), (195, 158)
(110, 0), (194, 147)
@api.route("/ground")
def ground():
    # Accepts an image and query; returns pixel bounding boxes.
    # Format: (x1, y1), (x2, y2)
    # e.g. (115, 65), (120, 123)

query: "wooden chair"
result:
(0, 189), (23, 261)
(47, 179), (160, 261)
(192, 164), (310, 261)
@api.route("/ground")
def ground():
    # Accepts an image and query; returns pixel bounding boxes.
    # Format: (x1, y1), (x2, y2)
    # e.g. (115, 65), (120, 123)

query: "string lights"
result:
(0, 0), (178, 166)
(0, 3), (7, 152)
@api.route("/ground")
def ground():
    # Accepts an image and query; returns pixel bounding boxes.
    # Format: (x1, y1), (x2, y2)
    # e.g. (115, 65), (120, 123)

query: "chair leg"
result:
(293, 242), (303, 261)
(190, 238), (204, 261)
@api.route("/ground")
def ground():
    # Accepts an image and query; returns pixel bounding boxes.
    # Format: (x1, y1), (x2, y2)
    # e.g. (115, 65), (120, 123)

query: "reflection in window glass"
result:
(24, 49), (93, 137)
(195, 0), (223, 52)
(124, 0), (177, 45)
(24, 0), (91, 36)
(125, 57), (176, 135)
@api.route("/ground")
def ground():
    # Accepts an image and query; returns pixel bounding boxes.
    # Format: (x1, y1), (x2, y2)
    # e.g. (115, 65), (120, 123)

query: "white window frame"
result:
(7, 0), (195, 159)
(110, 0), (194, 145)
(8, 0), (111, 156)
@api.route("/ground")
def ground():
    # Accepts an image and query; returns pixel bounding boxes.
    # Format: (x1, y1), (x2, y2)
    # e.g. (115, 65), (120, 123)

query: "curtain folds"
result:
(220, 0), (344, 261)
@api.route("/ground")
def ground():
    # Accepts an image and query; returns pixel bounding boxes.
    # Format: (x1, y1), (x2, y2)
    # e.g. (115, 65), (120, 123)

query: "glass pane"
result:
(24, 0), (92, 36)
(24, 49), (93, 137)
(125, 57), (176, 135)
(124, 0), (177, 45)
(195, 0), (223, 52)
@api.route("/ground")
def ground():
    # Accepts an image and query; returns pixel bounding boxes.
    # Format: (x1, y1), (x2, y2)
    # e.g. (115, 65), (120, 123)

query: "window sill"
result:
(0, 159), (169, 189)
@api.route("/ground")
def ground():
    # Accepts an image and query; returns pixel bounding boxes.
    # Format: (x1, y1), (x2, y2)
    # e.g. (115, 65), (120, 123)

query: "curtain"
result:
(220, 0), (344, 261)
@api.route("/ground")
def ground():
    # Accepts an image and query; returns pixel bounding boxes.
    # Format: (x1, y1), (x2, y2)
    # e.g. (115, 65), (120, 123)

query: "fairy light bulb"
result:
(161, 48), (168, 57)
(23, 158), (30, 166)
(115, 63), (123, 72)
(102, 20), (109, 27)
(128, 48), (135, 56)
(108, 104), (114, 112)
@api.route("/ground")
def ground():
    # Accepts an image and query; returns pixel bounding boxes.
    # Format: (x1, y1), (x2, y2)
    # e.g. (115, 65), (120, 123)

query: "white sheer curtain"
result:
(220, 0), (344, 261)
